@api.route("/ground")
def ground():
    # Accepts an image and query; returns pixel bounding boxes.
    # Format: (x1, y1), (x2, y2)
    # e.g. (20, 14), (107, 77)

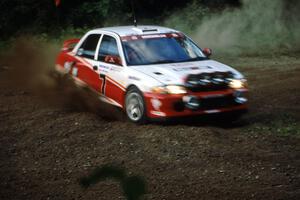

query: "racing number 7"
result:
(99, 74), (106, 95)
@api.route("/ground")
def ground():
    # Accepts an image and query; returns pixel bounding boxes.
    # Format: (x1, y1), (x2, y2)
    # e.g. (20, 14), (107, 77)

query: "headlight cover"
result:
(229, 79), (248, 89)
(151, 85), (187, 94)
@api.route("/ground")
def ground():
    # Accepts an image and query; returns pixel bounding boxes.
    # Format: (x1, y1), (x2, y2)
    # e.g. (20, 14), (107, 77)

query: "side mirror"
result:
(77, 48), (84, 56)
(203, 48), (212, 57)
(104, 55), (122, 66)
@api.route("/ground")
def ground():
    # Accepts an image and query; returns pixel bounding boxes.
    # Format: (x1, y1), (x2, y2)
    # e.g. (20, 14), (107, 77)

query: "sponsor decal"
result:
(141, 34), (167, 39)
(128, 76), (140, 81)
(121, 33), (182, 41)
(172, 66), (211, 71)
(106, 57), (115, 63)
(99, 65), (110, 70)
(110, 67), (121, 72)
(98, 65), (110, 73)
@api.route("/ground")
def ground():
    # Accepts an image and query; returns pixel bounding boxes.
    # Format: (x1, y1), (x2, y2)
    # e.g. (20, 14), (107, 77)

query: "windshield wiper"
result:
(145, 57), (207, 65)
(147, 60), (178, 65)
(181, 57), (208, 62)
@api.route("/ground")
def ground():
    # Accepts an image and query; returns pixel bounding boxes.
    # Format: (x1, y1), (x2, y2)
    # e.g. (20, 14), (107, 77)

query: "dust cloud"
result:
(0, 37), (60, 100)
(168, 0), (300, 54)
(0, 38), (122, 120)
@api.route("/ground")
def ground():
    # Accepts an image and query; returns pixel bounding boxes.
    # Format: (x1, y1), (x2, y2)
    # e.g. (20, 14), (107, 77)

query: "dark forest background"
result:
(1, 0), (299, 53)
(0, 0), (241, 38)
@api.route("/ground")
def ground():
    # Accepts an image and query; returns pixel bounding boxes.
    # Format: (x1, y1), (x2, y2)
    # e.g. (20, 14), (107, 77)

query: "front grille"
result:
(173, 101), (185, 112)
(185, 71), (234, 92)
(174, 95), (238, 112)
(200, 95), (236, 110)
(188, 84), (228, 92)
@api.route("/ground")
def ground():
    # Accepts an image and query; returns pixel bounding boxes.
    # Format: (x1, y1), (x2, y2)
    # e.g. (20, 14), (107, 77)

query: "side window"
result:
(78, 34), (101, 59)
(98, 35), (120, 62)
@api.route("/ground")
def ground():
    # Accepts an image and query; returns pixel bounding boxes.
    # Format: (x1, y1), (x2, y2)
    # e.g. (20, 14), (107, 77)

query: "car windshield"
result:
(122, 35), (208, 66)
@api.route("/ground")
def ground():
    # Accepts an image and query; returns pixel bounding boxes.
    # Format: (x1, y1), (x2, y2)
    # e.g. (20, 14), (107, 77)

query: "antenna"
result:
(131, 0), (137, 27)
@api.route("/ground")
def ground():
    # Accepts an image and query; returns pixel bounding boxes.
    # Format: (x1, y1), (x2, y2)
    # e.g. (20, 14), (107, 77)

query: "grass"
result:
(246, 115), (300, 137)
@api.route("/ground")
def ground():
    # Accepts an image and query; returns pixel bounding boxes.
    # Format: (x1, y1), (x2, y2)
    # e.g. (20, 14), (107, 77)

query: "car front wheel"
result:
(125, 87), (147, 124)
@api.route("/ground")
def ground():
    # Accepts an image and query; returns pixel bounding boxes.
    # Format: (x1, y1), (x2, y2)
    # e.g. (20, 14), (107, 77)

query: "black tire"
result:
(125, 87), (148, 124)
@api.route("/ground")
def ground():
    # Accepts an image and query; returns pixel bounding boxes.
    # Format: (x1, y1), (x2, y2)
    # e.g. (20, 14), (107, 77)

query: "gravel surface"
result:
(0, 54), (300, 200)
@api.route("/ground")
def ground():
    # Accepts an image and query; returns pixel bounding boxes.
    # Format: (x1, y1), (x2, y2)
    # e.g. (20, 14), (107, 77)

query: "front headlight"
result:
(151, 85), (187, 94)
(229, 79), (248, 89)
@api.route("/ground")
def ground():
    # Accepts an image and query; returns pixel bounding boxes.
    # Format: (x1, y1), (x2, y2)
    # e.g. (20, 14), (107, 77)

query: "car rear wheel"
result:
(125, 87), (147, 124)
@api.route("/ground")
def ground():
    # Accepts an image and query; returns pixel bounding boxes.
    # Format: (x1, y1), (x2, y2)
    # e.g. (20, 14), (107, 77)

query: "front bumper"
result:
(144, 89), (248, 118)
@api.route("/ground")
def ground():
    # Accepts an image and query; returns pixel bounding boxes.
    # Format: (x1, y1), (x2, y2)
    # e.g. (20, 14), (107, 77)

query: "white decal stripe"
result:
(99, 95), (122, 108)
(106, 76), (126, 91)
(204, 109), (220, 114)
(67, 52), (75, 56)
(150, 111), (166, 116)
(67, 52), (93, 69)
(66, 53), (125, 104)
(55, 64), (66, 73)
(77, 57), (93, 69)
(73, 76), (87, 86)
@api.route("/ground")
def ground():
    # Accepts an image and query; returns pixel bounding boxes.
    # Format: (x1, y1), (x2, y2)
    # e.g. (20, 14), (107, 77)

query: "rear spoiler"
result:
(61, 38), (80, 52)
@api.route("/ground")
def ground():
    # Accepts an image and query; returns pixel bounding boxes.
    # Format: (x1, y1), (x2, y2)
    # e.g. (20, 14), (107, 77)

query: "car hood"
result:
(130, 60), (243, 85)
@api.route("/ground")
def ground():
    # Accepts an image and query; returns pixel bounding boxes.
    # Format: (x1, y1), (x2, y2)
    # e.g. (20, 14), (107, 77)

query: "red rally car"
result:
(56, 25), (248, 123)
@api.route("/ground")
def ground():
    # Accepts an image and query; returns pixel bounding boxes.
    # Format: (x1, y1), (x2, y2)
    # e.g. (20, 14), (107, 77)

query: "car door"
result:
(96, 34), (126, 107)
(75, 34), (102, 92)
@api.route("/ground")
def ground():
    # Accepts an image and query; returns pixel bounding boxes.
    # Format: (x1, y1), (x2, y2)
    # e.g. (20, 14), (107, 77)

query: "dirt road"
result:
(0, 54), (299, 200)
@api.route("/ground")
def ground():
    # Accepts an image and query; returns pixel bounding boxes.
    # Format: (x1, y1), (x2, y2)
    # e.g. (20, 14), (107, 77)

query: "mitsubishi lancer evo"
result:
(56, 26), (248, 123)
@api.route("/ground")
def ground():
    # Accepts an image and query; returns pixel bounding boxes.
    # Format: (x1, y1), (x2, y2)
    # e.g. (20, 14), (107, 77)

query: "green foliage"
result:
(0, 0), (241, 38)
(164, 1), (210, 34)
(246, 114), (300, 137)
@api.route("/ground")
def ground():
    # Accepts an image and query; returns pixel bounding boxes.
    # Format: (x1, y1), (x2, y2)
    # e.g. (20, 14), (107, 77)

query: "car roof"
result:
(89, 25), (179, 37)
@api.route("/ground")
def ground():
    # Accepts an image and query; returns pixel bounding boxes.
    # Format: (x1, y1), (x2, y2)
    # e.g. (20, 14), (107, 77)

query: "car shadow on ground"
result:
(150, 112), (251, 129)
(151, 110), (298, 130)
